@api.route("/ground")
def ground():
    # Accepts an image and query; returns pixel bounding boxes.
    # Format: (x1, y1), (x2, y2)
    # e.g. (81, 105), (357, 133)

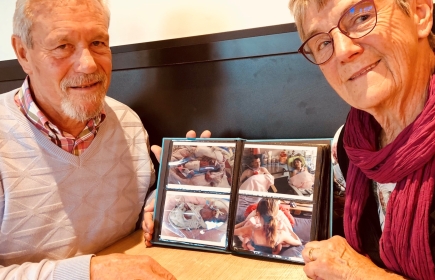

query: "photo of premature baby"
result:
(167, 143), (235, 189)
(233, 195), (311, 262)
(159, 191), (230, 248)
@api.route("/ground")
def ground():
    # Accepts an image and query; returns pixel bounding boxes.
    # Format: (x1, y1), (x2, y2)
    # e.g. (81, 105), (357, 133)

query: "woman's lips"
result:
(349, 60), (380, 80)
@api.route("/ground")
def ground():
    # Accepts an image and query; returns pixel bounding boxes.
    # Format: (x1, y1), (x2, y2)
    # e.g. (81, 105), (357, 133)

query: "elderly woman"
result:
(289, 0), (435, 278)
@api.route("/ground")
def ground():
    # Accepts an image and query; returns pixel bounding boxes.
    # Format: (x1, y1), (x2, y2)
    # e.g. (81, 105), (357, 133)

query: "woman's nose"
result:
(331, 29), (364, 63)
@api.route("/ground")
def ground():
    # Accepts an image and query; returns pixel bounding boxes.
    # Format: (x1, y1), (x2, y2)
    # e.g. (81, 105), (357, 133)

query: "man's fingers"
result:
(185, 130), (211, 139)
(144, 233), (153, 247)
(185, 130), (197, 138)
(144, 198), (155, 212)
(143, 198), (155, 243)
(144, 212), (154, 232)
(143, 211), (154, 247)
(151, 145), (162, 163)
(199, 130), (211, 138)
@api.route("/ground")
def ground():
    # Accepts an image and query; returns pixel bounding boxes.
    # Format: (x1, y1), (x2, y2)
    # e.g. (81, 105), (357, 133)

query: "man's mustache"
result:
(60, 72), (107, 92)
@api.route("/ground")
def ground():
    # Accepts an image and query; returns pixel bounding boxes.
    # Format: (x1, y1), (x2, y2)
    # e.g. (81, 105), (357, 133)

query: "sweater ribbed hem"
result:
(53, 254), (93, 280)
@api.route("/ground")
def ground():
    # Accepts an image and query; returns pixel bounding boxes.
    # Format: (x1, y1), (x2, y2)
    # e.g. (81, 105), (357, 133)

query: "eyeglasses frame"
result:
(297, 0), (378, 65)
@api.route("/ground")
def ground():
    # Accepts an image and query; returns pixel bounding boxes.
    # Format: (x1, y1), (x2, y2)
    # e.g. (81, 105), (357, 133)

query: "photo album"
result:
(152, 138), (332, 264)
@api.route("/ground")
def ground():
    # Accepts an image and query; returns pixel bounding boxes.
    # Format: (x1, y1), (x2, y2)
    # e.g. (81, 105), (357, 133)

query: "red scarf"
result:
(343, 74), (435, 279)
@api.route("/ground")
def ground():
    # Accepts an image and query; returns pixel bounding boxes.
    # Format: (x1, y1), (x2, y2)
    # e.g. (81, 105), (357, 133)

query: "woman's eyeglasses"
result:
(298, 0), (377, 65)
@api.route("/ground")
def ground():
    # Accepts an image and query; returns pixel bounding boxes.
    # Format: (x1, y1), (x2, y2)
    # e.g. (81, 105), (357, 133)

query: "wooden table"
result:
(97, 230), (308, 280)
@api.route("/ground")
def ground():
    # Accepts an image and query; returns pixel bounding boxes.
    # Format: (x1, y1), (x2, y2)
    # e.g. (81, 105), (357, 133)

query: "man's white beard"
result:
(60, 72), (107, 123)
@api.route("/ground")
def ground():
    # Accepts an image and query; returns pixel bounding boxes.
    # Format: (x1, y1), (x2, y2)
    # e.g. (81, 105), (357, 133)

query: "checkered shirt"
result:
(14, 77), (106, 156)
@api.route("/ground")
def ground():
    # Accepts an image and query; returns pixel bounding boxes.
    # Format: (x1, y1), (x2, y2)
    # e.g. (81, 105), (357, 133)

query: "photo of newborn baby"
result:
(167, 143), (235, 190)
(159, 191), (230, 248)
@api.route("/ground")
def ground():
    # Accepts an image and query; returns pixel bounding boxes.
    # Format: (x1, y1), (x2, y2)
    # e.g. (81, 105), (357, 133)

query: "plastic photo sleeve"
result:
(232, 195), (311, 263)
(238, 144), (319, 201)
(166, 141), (236, 193)
(158, 191), (231, 248)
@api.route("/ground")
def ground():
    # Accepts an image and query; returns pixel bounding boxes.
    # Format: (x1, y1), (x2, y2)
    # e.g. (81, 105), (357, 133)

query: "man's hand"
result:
(302, 236), (404, 279)
(142, 197), (155, 247)
(90, 254), (176, 280)
(144, 130), (211, 247)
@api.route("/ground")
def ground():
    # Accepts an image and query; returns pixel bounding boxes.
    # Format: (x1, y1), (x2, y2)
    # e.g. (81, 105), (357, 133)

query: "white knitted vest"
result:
(0, 89), (154, 266)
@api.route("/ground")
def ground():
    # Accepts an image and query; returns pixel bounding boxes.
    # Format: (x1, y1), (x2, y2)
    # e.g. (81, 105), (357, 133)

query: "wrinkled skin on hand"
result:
(143, 130), (212, 247)
(302, 236), (405, 280)
(143, 197), (155, 247)
(90, 254), (176, 280)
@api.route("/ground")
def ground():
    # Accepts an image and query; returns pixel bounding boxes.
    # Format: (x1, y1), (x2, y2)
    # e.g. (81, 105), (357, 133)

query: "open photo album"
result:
(152, 138), (332, 264)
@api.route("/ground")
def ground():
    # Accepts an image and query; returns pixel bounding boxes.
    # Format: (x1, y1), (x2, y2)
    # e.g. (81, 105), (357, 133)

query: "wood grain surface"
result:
(97, 230), (308, 280)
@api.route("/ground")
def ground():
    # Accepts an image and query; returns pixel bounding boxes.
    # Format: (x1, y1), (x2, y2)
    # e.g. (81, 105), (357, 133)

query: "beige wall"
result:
(0, 0), (293, 61)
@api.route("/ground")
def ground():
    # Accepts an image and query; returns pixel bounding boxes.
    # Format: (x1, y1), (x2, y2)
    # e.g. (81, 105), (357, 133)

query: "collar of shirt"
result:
(14, 76), (106, 156)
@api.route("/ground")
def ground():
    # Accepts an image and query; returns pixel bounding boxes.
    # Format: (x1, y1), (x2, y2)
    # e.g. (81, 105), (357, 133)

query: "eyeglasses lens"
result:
(302, 0), (376, 65)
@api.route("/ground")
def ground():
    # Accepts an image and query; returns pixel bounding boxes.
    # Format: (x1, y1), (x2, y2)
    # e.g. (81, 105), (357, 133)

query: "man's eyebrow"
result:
(93, 33), (109, 41)
(56, 35), (68, 42)
(45, 34), (69, 46)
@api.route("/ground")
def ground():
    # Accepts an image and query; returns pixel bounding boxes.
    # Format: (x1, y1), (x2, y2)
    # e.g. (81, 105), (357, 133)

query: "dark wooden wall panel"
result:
(111, 32), (302, 70)
(0, 24), (350, 152)
(0, 80), (23, 94)
(108, 53), (349, 148)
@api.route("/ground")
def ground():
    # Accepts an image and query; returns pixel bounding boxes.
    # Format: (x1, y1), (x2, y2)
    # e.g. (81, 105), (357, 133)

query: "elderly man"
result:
(288, 0), (435, 278)
(0, 0), (210, 279)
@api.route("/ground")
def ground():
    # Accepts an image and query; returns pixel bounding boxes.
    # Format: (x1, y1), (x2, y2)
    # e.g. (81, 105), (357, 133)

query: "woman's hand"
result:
(302, 236), (403, 279)
(143, 130), (211, 247)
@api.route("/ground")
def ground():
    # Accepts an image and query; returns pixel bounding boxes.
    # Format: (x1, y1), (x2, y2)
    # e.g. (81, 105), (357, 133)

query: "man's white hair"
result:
(13, 0), (111, 48)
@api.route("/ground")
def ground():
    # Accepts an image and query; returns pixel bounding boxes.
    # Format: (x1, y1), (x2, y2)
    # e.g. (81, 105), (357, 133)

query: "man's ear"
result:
(414, 0), (433, 38)
(11, 35), (33, 75)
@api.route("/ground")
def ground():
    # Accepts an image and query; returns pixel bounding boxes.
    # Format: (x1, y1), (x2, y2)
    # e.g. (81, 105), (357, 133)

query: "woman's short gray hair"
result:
(13, 0), (111, 48)
(288, 0), (435, 49)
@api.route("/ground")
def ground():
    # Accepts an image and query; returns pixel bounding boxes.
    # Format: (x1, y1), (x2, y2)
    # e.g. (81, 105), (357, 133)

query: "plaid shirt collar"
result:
(15, 77), (106, 155)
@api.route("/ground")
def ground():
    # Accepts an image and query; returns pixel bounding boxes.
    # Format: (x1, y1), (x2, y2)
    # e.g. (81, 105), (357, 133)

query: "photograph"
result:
(166, 142), (236, 192)
(159, 191), (230, 248)
(238, 144), (318, 199)
(233, 195), (312, 262)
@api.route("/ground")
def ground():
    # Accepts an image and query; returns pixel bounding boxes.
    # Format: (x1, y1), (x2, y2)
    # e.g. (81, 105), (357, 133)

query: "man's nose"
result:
(76, 48), (97, 73)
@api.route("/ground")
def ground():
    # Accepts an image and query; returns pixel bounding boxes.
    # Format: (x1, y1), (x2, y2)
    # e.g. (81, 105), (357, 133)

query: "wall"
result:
(0, 0), (293, 61)
(0, 24), (349, 150)
(0, 0), (362, 160)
